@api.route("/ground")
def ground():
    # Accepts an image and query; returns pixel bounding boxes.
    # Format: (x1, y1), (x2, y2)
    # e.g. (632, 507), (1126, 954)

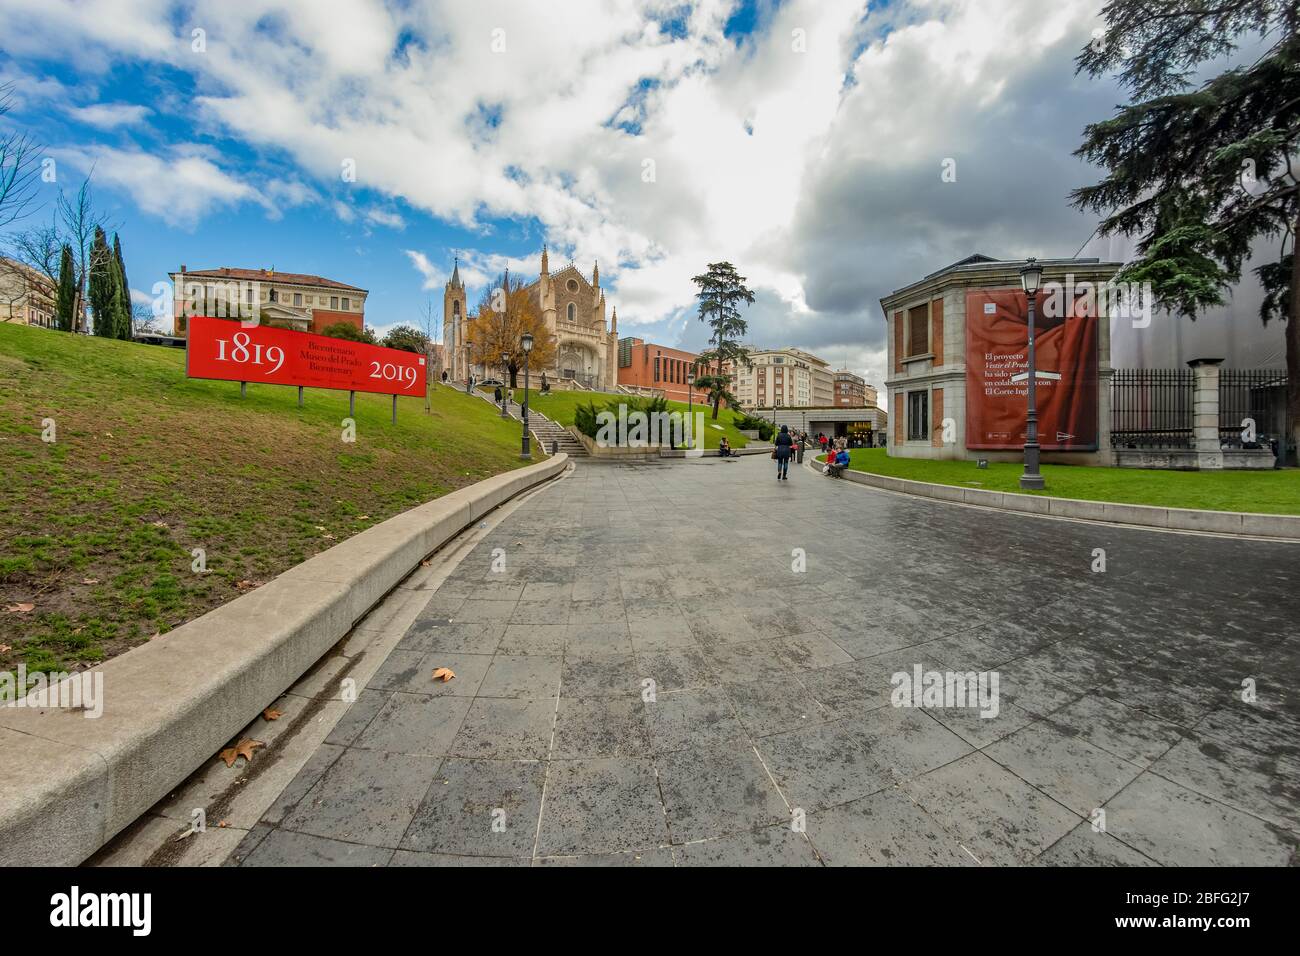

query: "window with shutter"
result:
(906, 304), (929, 357)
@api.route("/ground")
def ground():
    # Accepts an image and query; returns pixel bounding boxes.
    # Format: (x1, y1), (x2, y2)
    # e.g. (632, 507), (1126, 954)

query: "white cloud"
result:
(403, 248), (444, 290)
(52, 144), (263, 225)
(64, 102), (151, 129)
(364, 207), (405, 230)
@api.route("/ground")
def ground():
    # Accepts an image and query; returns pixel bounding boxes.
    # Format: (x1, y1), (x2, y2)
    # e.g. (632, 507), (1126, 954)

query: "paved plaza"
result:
(227, 456), (1300, 866)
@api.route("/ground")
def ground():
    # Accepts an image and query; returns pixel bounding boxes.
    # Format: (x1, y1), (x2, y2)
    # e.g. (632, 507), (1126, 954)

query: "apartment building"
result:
(730, 347), (833, 409)
(0, 257), (56, 328)
(170, 266), (368, 336)
(833, 370), (880, 408)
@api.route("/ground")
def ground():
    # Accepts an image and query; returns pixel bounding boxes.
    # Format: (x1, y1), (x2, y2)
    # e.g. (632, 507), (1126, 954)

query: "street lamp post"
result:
(1019, 257), (1045, 490)
(500, 352), (510, 417)
(520, 332), (533, 459)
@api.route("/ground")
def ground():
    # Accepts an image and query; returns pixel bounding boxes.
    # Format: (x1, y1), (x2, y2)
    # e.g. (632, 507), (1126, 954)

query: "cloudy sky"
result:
(0, 0), (1203, 394)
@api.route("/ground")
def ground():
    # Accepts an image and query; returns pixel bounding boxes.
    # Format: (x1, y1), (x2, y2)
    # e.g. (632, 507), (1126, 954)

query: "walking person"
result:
(795, 431), (805, 464)
(774, 424), (794, 480)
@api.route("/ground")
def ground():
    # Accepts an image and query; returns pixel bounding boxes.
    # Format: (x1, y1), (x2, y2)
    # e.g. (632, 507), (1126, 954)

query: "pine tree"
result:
(55, 244), (76, 332)
(1072, 0), (1300, 463)
(691, 261), (754, 418)
(87, 226), (116, 337)
(112, 233), (132, 339)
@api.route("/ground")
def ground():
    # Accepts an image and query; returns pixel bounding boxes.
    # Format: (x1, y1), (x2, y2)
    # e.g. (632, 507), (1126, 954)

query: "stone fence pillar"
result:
(1188, 357), (1224, 470)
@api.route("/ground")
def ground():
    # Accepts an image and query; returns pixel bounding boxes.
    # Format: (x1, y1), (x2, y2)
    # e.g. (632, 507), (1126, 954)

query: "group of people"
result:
(771, 427), (852, 480)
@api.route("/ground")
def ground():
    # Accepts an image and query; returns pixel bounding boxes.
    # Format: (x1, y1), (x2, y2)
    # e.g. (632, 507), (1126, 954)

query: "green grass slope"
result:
(0, 324), (543, 670)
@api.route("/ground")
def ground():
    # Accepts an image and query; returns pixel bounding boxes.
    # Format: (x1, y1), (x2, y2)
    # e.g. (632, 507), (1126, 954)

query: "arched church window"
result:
(453, 300), (460, 316)
(567, 303), (575, 322)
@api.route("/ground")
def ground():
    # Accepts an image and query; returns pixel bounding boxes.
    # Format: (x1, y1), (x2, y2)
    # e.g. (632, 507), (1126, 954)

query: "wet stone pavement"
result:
(228, 455), (1300, 866)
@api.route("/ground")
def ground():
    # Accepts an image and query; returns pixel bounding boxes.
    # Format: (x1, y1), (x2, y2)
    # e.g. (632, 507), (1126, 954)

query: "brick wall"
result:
(311, 309), (363, 334)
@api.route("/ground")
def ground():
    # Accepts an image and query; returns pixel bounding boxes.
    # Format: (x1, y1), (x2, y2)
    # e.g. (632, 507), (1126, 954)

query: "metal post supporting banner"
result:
(392, 393), (397, 424)
(298, 386), (303, 408)
(240, 381), (246, 398)
(349, 391), (355, 417)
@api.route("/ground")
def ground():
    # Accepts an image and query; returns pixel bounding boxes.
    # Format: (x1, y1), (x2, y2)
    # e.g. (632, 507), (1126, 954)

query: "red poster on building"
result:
(965, 289), (1098, 450)
(186, 316), (426, 397)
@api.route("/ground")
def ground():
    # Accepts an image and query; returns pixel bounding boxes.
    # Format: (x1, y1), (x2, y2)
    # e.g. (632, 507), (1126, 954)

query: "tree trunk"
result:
(509, 365), (518, 389)
(1288, 214), (1299, 466)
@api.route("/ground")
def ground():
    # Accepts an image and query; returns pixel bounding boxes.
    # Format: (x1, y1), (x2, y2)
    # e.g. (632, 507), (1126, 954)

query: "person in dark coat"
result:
(774, 424), (794, 480)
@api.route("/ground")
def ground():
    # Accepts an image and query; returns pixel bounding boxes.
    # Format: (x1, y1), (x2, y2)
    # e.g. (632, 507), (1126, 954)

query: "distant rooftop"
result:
(174, 267), (366, 293)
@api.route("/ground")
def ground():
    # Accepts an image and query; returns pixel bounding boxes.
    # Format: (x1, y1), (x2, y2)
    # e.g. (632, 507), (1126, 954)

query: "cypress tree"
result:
(55, 245), (76, 332)
(88, 226), (115, 337)
(112, 233), (133, 339)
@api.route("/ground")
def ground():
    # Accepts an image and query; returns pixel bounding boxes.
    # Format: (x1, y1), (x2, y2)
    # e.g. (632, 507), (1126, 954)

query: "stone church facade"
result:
(443, 247), (619, 390)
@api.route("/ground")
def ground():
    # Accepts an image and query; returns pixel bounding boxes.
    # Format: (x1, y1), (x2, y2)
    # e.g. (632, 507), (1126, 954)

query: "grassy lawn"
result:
(492, 386), (755, 449)
(0, 324), (543, 671)
(836, 448), (1300, 515)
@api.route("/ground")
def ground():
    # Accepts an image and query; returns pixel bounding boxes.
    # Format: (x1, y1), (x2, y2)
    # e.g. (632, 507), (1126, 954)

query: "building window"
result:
(906, 390), (929, 441)
(453, 300), (460, 316)
(567, 303), (575, 322)
(269, 289), (278, 302)
(343, 297), (351, 310)
(331, 296), (339, 309)
(654, 357), (660, 382)
(293, 292), (302, 306)
(906, 303), (929, 357)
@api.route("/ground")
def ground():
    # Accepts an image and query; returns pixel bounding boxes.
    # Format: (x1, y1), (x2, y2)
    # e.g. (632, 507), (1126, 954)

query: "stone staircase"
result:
(461, 385), (587, 458)
(526, 411), (588, 457)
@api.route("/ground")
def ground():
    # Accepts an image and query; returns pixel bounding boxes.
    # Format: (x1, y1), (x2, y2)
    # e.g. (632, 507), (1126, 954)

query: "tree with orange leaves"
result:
(465, 272), (556, 388)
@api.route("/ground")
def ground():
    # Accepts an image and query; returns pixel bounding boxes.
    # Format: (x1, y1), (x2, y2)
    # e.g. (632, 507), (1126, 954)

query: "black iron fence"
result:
(1217, 369), (1287, 449)
(1110, 368), (1288, 452)
(1110, 369), (1194, 449)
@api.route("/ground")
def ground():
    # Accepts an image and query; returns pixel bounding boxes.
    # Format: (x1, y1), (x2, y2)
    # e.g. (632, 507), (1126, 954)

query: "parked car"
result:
(477, 378), (504, 387)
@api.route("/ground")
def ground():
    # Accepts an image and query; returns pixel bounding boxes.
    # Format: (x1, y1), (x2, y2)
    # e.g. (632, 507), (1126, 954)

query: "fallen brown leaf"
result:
(262, 707), (283, 721)
(5, 603), (34, 614)
(432, 667), (456, 683)
(0, 644), (10, 653)
(151, 520), (168, 529)
(218, 738), (264, 767)
(82, 578), (99, 585)
(234, 580), (257, 590)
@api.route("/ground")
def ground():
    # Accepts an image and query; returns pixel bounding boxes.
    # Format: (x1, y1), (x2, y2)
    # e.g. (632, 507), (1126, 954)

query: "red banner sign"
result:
(965, 289), (1098, 451)
(186, 316), (426, 397)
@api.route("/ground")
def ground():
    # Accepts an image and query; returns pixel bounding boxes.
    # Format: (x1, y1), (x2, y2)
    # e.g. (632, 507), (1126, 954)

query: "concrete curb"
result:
(805, 457), (1300, 540)
(0, 452), (568, 867)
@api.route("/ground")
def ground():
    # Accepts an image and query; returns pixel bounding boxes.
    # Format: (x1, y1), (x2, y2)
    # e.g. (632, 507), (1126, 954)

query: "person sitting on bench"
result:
(718, 437), (732, 457)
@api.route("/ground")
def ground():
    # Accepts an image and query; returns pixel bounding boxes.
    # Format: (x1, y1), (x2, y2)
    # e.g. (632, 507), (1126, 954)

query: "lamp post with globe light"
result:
(1019, 257), (1045, 490)
(520, 332), (533, 459)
